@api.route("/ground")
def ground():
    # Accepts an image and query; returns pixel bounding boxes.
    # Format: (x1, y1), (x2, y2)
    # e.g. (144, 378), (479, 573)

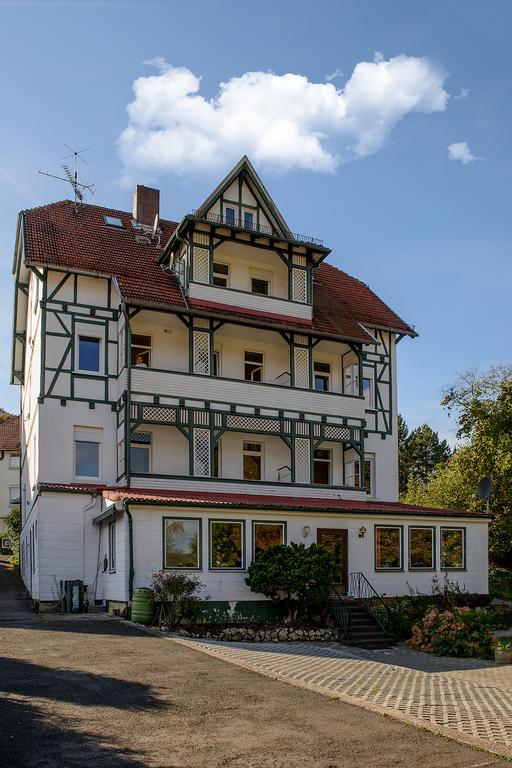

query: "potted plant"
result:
(495, 637), (512, 663)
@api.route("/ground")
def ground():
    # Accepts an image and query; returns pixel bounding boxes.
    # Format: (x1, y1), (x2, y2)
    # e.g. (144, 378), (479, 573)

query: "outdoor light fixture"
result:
(358, 526), (367, 539)
(302, 525), (311, 538)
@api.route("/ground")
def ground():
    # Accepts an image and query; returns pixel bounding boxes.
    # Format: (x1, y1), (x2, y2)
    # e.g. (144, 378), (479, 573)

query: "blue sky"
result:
(0, 0), (510, 444)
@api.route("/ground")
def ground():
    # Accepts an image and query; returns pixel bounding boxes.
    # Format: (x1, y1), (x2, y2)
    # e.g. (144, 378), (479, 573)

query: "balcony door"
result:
(317, 528), (348, 594)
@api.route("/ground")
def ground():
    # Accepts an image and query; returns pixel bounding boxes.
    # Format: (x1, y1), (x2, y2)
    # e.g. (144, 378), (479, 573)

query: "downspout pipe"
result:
(124, 500), (135, 602)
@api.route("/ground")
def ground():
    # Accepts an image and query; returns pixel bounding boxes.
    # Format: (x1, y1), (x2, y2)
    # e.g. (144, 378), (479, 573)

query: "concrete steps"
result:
(343, 598), (393, 649)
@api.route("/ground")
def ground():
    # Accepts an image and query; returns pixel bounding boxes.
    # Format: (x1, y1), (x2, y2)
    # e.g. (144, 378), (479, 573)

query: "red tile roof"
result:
(37, 483), (487, 518)
(22, 200), (415, 342)
(0, 416), (20, 452)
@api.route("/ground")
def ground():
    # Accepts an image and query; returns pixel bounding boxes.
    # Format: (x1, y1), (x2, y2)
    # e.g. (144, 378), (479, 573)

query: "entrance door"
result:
(317, 528), (348, 594)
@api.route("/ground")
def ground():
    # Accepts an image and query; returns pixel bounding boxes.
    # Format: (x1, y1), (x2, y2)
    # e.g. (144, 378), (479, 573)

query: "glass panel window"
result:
(409, 527), (435, 569)
(363, 377), (373, 407)
(375, 526), (402, 569)
(213, 351), (220, 377)
(75, 440), (100, 478)
(251, 278), (269, 295)
(104, 215), (123, 228)
(343, 363), (359, 395)
(78, 336), (100, 372)
(9, 453), (20, 469)
(243, 442), (262, 481)
(243, 211), (254, 229)
(225, 207), (235, 225)
(130, 432), (151, 474)
(131, 334), (151, 367)
(244, 351), (263, 382)
(441, 528), (465, 569)
(164, 518), (201, 569)
(253, 522), (285, 558)
(108, 521), (116, 572)
(9, 486), (20, 504)
(210, 520), (244, 569)
(314, 361), (330, 391)
(213, 262), (229, 288)
(354, 458), (373, 495)
(313, 449), (331, 484)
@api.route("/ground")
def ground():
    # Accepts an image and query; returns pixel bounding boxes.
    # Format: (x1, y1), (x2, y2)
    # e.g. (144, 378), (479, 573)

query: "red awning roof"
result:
(0, 416), (20, 451)
(22, 200), (416, 343)
(37, 483), (488, 519)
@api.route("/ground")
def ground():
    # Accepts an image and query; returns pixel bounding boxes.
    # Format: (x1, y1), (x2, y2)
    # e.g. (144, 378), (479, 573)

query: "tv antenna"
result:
(39, 143), (95, 210)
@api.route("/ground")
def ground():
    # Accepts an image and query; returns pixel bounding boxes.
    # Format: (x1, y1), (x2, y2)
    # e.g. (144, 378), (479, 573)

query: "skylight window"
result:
(104, 215), (124, 228)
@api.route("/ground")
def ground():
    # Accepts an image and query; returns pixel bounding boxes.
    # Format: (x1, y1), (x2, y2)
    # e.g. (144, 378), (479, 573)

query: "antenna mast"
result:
(39, 143), (95, 211)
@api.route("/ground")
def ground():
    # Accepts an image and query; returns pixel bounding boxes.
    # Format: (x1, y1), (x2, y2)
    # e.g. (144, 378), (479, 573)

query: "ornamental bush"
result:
(244, 542), (338, 620)
(151, 571), (204, 628)
(407, 606), (495, 659)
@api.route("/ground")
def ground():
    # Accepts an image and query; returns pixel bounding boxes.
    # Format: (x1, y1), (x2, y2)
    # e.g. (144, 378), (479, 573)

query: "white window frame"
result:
(243, 441), (264, 481)
(313, 361), (331, 392)
(212, 261), (230, 288)
(249, 268), (272, 296)
(131, 333), (152, 368)
(225, 206), (236, 226)
(343, 363), (359, 396)
(9, 453), (20, 469)
(362, 375), (374, 408)
(244, 350), (264, 382)
(130, 440), (152, 474)
(243, 209), (255, 229)
(73, 427), (102, 481)
(353, 455), (375, 496)
(108, 521), (116, 572)
(313, 448), (332, 485)
(213, 349), (221, 377)
(9, 485), (20, 505)
(76, 332), (103, 375)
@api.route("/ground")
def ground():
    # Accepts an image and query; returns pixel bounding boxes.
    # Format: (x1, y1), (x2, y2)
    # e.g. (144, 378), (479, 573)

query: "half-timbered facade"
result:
(12, 157), (490, 613)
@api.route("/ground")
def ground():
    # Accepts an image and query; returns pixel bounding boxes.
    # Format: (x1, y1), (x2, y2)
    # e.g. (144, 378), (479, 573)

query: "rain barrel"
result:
(131, 588), (154, 625)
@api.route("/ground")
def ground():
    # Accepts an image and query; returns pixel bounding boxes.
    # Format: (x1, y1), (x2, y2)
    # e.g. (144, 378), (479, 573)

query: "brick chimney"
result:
(132, 184), (160, 227)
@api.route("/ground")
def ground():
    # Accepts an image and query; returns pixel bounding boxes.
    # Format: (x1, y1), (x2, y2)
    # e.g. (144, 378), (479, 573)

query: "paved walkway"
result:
(176, 637), (512, 757)
(0, 561), (38, 622)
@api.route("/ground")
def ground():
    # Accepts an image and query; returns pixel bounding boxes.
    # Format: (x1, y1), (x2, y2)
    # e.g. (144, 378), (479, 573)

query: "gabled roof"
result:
(0, 416), (20, 452)
(195, 155), (293, 238)
(19, 194), (415, 343)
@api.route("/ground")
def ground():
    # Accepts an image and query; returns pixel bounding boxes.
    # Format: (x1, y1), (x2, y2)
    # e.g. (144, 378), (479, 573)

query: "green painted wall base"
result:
(194, 600), (284, 624)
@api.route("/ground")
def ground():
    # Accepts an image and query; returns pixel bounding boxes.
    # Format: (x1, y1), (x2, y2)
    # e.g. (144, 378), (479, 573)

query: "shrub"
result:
(489, 566), (512, 600)
(244, 542), (338, 620)
(4, 506), (21, 567)
(151, 571), (204, 628)
(407, 606), (495, 658)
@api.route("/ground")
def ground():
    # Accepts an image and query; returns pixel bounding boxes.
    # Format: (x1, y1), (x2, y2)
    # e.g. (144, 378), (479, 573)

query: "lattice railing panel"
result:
(193, 428), (210, 476)
(294, 346), (310, 388)
(291, 268), (307, 303)
(193, 331), (210, 375)
(324, 425), (351, 441)
(226, 415), (280, 433)
(294, 438), (310, 483)
(140, 406), (177, 424)
(193, 246), (210, 283)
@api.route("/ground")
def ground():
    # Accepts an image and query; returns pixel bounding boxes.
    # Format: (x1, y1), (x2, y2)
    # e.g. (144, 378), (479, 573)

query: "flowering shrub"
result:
(407, 606), (495, 658)
(151, 571), (205, 628)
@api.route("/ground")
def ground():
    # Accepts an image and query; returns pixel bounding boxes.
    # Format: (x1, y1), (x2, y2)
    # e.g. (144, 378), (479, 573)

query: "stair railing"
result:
(348, 572), (391, 635)
(327, 588), (350, 642)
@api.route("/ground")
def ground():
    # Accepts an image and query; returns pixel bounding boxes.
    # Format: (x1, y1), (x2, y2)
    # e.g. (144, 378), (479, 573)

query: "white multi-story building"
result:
(12, 157), (489, 615)
(0, 416), (20, 552)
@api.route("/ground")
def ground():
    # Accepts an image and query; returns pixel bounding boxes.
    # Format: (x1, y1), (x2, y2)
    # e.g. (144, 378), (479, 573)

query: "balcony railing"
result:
(190, 210), (324, 248)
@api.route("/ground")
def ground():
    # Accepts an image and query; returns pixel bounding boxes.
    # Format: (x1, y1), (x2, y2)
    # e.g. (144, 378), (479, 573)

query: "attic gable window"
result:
(103, 215), (123, 228)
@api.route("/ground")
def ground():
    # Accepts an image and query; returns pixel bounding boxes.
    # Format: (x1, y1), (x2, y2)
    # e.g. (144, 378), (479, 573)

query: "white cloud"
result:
(454, 88), (470, 100)
(448, 142), (482, 165)
(118, 54), (449, 180)
(325, 68), (343, 82)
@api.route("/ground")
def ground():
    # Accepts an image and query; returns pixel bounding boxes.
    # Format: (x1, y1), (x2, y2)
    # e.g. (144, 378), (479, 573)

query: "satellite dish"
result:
(476, 476), (493, 500)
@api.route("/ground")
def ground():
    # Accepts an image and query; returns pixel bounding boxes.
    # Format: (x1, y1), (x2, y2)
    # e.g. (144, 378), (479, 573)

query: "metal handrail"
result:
(190, 210), (324, 247)
(327, 589), (350, 641)
(349, 572), (391, 634)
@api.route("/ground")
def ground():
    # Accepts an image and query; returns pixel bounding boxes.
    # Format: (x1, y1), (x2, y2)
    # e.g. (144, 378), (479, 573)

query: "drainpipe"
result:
(124, 500), (135, 602)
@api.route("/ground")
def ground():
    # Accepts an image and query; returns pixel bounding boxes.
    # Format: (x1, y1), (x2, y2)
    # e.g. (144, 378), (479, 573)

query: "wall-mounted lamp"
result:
(302, 525), (311, 538)
(358, 526), (367, 539)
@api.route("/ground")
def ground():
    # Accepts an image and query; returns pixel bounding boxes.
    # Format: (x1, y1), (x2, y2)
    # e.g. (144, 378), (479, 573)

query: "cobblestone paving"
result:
(177, 639), (512, 751)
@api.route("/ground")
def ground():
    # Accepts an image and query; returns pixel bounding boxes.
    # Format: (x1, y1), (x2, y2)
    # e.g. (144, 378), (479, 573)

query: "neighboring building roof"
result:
(21, 199), (416, 342)
(0, 416), (20, 452)
(37, 483), (489, 519)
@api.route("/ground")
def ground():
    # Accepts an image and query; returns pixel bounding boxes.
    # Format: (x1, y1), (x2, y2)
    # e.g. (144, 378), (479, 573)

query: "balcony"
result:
(190, 210), (326, 249)
(126, 366), (366, 421)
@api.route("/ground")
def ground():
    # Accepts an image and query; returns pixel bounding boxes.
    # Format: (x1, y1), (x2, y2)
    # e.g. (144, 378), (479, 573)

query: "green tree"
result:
(5, 506), (21, 567)
(245, 542), (338, 620)
(0, 408), (15, 425)
(398, 416), (451, 497)
(398, 414), (410, 496)
(403, 366), (512, 566)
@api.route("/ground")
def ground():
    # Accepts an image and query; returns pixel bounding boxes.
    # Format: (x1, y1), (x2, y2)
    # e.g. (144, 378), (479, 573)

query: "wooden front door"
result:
(317, 528), (348, 594)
